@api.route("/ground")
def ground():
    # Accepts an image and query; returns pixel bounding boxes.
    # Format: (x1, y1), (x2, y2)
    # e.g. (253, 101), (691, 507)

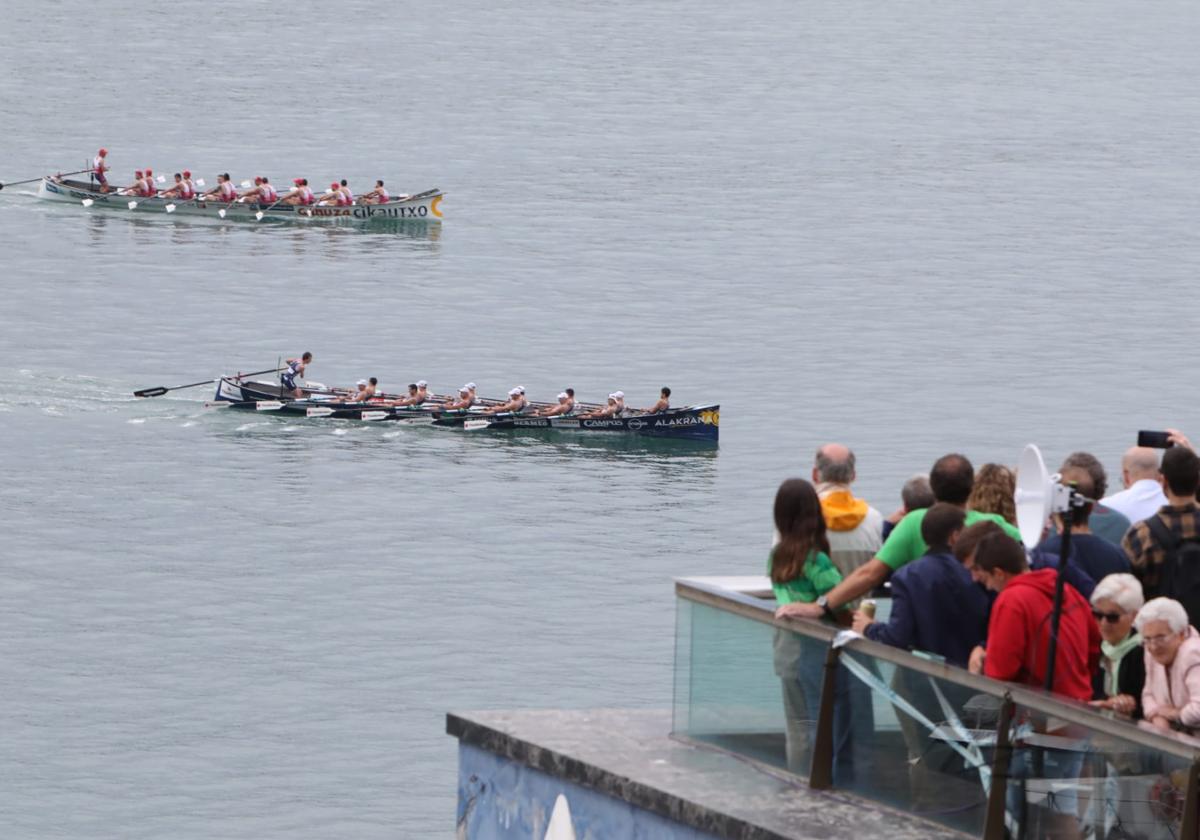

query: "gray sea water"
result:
(2, 0), (1199, 836)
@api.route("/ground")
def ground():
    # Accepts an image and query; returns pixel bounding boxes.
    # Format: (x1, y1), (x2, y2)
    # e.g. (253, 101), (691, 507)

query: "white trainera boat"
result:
(37, 177), (444, 225)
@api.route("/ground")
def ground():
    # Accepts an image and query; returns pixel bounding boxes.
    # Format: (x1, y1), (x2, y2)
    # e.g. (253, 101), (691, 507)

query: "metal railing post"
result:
(808, 643), (842, 790)
(1180, 759), (1200, 840)
(982, 694), (1016, 840)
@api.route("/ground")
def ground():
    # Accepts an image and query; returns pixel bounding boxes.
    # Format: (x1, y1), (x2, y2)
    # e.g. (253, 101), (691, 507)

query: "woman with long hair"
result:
(769, 478), (840, 604)
(768, 478), (866, 783)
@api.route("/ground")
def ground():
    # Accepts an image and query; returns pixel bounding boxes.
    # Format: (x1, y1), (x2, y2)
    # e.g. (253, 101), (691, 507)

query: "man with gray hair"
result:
(1102, 446), (1168, 525)
(811, 443), (883, 576)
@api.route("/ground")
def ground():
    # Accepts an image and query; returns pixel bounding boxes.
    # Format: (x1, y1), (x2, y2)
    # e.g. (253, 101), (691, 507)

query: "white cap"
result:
(459, 386), (470, 394)
(516, 385), (525, 394)
(465, 382), (476, 390)
(608, 393), (618, 401)
(508, 387), (521, 397)
(612, 391), (625, 399)
(557, 392), (568, 400)
(416, 380), (427, 388)
(356, 379), (367, 386)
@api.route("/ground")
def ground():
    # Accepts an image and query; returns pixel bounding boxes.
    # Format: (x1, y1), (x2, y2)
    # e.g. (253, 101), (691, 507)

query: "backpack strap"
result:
(1146, 513), (1179, 552)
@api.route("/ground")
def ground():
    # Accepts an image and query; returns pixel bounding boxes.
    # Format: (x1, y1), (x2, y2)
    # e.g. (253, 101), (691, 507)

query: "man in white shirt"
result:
(1101, 446), (1168, 524)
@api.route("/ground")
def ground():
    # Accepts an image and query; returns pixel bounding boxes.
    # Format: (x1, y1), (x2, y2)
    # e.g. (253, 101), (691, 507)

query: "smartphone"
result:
(1138, 430), (1174, 449)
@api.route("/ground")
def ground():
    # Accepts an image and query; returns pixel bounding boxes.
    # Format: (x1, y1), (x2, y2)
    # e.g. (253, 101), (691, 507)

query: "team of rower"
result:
(85, 149), (400, 206)
(280, 356), (671, 416)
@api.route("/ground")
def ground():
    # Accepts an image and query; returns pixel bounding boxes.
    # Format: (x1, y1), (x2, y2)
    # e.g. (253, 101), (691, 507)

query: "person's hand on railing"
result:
(774, 602), (822, 620)
(1089, 694), (1137, 715)
(968, 645), (986, 675)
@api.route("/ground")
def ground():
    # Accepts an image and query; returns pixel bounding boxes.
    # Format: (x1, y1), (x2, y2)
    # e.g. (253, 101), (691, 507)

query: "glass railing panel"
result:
(1002, 703), (1194, 840)
(673, 598), (832, 773)
(674, 580), (1200, 840)
(832, 646), (992, 835)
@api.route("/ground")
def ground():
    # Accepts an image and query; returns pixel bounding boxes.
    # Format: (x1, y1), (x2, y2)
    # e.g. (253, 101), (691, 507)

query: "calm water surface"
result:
(2, 0), (1199, 836)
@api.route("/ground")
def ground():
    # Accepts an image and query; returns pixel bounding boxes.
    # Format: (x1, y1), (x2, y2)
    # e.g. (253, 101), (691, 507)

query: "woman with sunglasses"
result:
(1138, 597), (1200, 732)
(1088, 574), (1146, 718)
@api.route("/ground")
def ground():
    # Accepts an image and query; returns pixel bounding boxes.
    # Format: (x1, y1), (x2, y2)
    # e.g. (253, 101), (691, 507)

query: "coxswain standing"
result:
(281, 352), (312, 398)
(485, 386), (528, 415)
(358, 180), (389, 204)
(91, 148), (110, 192)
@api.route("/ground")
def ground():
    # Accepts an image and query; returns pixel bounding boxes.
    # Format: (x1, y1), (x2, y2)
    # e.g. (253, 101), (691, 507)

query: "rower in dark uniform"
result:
(281, 352), (312, 398)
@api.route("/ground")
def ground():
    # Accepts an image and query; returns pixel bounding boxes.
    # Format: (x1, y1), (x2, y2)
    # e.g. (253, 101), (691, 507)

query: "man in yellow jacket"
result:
(811, 443), (884, 577)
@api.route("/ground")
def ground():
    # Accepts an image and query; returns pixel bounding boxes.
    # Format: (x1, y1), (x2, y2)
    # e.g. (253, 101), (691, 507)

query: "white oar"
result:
(156, 175), (166, 184)
(307, 406), (335, 418)
(255, 400), (284, 411)
(464, 419), (492, 431)
(127, 199), (138, 209)
(81, 198), (94, 207)
(361, 410), (389, 421)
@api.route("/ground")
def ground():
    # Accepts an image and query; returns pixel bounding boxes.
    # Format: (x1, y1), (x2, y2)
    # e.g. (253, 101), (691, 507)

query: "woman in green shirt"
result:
(769, 479), (844, 606)
(769, 478), (866, 783)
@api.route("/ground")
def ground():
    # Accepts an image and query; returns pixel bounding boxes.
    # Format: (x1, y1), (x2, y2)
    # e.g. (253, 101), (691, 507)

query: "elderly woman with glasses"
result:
(1137, 597), (1200, 732)
(1088, 574), (1146, 718)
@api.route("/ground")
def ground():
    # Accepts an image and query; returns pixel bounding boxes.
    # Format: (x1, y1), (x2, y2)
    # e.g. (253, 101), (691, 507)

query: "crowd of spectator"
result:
(768, 431), (1200, 738)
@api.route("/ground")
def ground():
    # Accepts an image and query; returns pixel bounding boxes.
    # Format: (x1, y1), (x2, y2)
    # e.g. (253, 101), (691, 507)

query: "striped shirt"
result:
(1122, 503), (1200, 597)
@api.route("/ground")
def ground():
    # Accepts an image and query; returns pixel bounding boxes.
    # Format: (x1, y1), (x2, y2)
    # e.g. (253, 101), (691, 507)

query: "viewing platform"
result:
(448, 577), (1200, 839)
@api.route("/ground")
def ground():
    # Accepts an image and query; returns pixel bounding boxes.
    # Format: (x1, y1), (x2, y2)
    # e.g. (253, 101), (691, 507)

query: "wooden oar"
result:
(134, 366), (285, 398)
(0, 168), (93, 191)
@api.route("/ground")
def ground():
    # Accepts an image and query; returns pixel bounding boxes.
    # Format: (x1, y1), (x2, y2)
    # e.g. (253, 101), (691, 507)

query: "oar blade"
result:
(165, 203), (176, 213)
(81, 198), (94, 207)
(306, 407), (335, 418)
(255, 400), (284, 411)
(255, 211), (264, 221)
(218, 208), (227, 219)
(133, 386), (169, 398)
(127, 200), (138, 209)
(361, 410), (389, 422)
(463, 419), (492, 431)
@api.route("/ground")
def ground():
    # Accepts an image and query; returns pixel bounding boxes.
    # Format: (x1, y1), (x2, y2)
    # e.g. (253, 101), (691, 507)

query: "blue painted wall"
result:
(457, 744), (724, 840)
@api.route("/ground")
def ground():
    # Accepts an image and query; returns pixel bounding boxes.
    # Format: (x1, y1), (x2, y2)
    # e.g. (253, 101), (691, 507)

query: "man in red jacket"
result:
(968, 531), (1101, 701)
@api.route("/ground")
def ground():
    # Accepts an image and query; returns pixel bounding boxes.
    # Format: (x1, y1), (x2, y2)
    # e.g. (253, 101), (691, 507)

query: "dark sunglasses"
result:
(1092, 609), (1124, 623)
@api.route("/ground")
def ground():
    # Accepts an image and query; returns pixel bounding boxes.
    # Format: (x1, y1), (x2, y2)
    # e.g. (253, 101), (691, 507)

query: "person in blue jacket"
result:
(853, 502), (988, 666)
(852, 503), (990, 807)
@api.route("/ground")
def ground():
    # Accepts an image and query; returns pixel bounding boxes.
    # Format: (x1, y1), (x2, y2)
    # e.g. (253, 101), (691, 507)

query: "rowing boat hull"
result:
(213, 378), (444, 421)
(38, 178), (444, 225)
(436, 405), (721, 441)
